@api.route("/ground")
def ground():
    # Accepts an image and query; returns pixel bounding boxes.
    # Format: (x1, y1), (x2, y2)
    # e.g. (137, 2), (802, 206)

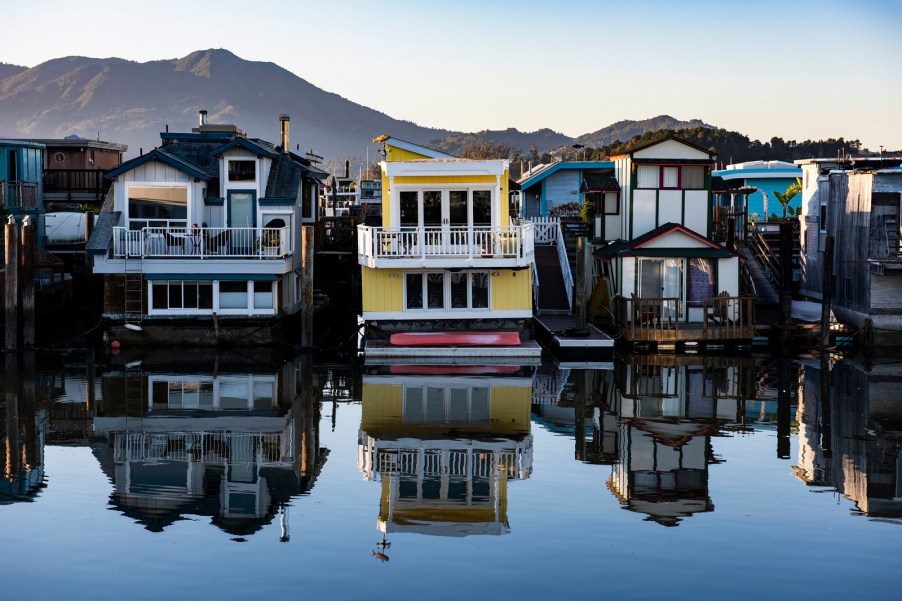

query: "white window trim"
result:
(148, 374), (277, 411)
(124, 181), (191, 229)
(147, 280), (277, 316)
(403, 270), (491, 314)
(392, 184), (499, 230)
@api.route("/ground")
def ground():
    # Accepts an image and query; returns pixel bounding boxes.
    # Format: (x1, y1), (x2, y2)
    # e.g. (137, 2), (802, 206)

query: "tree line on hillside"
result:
(451, 127), (866, 180)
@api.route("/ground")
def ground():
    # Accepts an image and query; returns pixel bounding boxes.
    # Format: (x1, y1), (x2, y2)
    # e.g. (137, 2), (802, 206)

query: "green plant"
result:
(772, 179), (802, 220)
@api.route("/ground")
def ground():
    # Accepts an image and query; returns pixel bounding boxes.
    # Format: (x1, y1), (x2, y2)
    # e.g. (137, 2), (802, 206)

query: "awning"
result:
(144, 274), (280, 281)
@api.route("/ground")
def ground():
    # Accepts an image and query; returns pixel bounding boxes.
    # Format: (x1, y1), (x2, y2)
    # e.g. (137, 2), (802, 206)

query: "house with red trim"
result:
(592, 135), (753, 349)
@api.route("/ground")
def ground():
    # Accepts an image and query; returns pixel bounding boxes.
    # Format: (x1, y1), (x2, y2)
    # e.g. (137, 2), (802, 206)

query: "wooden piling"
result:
(575, 237), (587, 329)
(778, 221), (793, 327)
(5, 215), (19, 350)
(20, 216), (35, 349)
(820, 236), (834, 349)
(301, 225), (314, 348)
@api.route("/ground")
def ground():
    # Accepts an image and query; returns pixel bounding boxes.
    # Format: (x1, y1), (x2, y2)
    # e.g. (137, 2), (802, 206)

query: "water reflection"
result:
(2, 354), (45, 503)
(605, 355), (757, 526)
(358, 364), (534, 540)
(796, 355), (902, 518)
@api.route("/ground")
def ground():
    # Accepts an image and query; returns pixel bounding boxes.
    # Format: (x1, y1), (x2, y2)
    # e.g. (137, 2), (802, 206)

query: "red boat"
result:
(389, 331), (521, 347)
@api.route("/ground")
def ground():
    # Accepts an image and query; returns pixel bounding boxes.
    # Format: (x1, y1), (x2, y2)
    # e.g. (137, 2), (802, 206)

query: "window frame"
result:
(403, 270), (491, 313)
(147, 280), (277, 316)
(227, 159), (257, 183)
(635, 164), (708, 190)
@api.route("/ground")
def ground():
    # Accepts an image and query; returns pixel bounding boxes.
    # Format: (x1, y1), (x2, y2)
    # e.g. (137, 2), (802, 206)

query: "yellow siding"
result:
(361, 384), (404, 429)
(500, 168), (509, 223)
(361, 267), (403, 312)
(491, 269), (532, 311)
(490, 387), (532, 428)
(386, 146), (431, 161)
(393, 175), (497, 185)
(381, 170), (391, 227)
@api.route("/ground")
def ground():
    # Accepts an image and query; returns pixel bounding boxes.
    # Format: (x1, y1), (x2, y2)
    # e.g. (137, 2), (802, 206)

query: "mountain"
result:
(0, 49), (456, 165)
(0, 49), (717, 169)
(575, 115), (713, 148)
(0, 63), (25, 81)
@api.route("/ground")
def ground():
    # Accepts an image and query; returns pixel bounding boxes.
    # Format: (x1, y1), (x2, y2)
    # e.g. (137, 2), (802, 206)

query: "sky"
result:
(4, 0), (902, 150)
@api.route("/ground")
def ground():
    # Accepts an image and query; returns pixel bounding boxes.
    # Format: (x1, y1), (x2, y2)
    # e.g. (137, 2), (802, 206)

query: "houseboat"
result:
(87, 112), (328, 346)
(357, 136), (540, 360)
(591, 135), (754, 351)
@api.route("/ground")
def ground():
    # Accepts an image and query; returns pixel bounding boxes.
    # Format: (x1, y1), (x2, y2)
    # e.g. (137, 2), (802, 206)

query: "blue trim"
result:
(227, 190), (257, 227)
(518, 161), (615, 189)
(211, 137), (278, 159)
(259, 197), (295, 206)
(145, 274), (279, 281)
(713, 168), (802, 180)
(106, 149), (209, 180)
(204, 196), (225, 206)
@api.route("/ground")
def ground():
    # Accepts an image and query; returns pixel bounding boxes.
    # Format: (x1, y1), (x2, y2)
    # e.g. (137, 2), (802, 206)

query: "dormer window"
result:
(228, 160), (256, 182)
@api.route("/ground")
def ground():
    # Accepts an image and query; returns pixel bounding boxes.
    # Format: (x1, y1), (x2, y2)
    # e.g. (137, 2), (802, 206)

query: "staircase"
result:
(884, 217), (902, 259)
(739, 246), (779, 304)
(535, 246), (570, 313)
(123, 254), (143, 327)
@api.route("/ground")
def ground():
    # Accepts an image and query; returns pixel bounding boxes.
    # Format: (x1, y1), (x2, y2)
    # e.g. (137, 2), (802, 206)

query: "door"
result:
(638, 258), (682, 320)
(422, 190), (443, 253)
(228, 191), (256, 253)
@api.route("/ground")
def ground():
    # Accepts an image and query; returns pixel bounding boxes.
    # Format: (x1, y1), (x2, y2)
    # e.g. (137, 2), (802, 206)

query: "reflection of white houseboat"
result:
(91, 354), (324, 535)
(606, 356), (752, 525)
(357, 366), (533, 537)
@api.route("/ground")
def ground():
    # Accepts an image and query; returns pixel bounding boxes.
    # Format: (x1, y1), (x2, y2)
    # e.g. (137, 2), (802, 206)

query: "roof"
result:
(16, 137), (128, 152)
(580, 173), (620, 192)
(711, 176), (756, 193)
(211, 136), (279, 159)
(373, 135), (455, 159)
(517, 161), (615, 189)
(86, 211), (121, 255)
(262, 155), (303, 200)
(609, 134), (716, 159)
(593, 223), (734, 259)
(105, 148), (211, 180)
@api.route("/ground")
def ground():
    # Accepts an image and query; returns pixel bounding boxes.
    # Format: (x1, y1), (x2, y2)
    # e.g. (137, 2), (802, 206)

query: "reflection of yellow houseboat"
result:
(607, 355), (752, 525)
(358, 367), (533, 536)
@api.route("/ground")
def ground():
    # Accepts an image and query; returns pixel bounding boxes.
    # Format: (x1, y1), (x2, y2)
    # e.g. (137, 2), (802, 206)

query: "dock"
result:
(533, 315), (615, 363)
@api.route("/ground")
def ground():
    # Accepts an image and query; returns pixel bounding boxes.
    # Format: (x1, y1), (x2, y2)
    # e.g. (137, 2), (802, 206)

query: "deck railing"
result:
(43, 169), (111, 194)
(613, 294), (755, 342)
(1, 181), (39, 209)
(357, 223), (534, 262)
(112, 226), (291, 259)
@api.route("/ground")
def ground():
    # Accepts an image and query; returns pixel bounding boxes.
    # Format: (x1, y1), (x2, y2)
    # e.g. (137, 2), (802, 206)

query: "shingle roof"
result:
(581, 174), (620, 192)
(263, 156), (302, 200)
(86, 211), (121, 255)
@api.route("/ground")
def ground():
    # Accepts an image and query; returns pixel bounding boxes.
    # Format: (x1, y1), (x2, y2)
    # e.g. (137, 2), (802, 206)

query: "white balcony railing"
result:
(112, 226), (291, 259)
(357, 223), (534, 265)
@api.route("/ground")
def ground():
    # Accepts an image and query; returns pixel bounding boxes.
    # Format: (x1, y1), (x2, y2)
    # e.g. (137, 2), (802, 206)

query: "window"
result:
(53, 152), (65, 164)
(128, 185), (188, 229)
(253, 281), (274, 309)
(603, 192), (619, 215)
(405, 270), (489, 312)
(687, 258), (715, 307)
(220, 281), (248, 309)
(636, 165), (707, 189)
(228, 160), (256, 182)
(819, 204), (828, 232)
(151, 280), (213, 310)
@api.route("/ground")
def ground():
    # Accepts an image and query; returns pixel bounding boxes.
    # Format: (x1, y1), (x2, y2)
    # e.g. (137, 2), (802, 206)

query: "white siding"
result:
(621, 257), (637, 297)
(717, 257), (740, 295)
(632, 190), (657, 238)
(684, 191), (708, 234)
(632, 139), (710, 161)
(658, 190), (682, 225)
(643, 230), (709, 249)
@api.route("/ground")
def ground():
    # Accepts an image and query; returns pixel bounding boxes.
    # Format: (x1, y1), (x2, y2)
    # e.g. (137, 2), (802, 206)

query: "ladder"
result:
(123, 249), (143, 327)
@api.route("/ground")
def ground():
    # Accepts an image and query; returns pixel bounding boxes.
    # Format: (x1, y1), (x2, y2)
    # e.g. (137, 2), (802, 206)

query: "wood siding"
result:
(492, 269), (532, 311)
(361, 267), (404, 312)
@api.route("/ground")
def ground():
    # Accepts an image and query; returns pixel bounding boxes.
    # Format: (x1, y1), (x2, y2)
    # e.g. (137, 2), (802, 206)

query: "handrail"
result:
(357, 224), (534, 261)
(613, 294), (755, 342)
(554, 222), (574, 313)
(112, 226), (291, 259)
(748, 227), (783, 291)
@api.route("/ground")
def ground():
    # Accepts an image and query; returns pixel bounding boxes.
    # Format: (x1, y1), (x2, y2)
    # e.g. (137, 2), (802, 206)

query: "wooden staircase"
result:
(535, 245), (570, 314)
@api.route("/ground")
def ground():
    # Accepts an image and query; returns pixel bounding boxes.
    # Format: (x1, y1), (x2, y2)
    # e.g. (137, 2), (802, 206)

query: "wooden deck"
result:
(533, 315), (615, 362)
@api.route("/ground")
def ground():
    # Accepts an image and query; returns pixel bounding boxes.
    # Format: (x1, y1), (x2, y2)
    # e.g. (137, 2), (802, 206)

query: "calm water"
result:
(0, 349), (899, 601)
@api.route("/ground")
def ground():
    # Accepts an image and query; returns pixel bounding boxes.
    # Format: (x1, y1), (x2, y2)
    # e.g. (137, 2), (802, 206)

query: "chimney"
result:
(345, 160), (350, 178)
(199, 110), (208, 126)
(279, 115), (290, 153)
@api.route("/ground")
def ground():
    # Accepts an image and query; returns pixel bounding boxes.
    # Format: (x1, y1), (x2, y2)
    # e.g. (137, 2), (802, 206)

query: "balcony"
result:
(43, 169), (112, 203)
(612, 294), (756, 345)
(357, 223), (534, 268)
(112, 226), (291, 259)
(1, 181), (39, 210)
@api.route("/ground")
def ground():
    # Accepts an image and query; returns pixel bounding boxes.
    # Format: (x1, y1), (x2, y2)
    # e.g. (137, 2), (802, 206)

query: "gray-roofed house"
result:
(87, 112), (328, 344)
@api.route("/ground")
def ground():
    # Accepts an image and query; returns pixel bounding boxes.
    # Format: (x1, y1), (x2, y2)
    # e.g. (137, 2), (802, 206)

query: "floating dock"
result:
(533, 315), (615, 362)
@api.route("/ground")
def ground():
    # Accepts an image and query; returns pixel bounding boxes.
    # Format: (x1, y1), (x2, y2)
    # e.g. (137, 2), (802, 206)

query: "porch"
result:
(357, 223), (534, 268)
(112, 226), (291, 259)
(1, 181), (39, 209)
(612, 294), (756, 347)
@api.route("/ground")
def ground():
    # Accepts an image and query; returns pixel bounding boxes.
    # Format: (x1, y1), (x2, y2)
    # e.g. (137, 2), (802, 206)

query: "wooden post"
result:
(820, 236), (834, 348)
(778, 221), (793, 327)
(20, 216), (35, 349)
(819, 351), (832, 460)
(301, 225), (314, 348)
(5, 215), (19, 350)
(726, 217), (736, 252)
(777, 358), (791, 459)
(4, 354), (20, 480)
(575, 236), (587, 329)
(574, 369), (586, 461)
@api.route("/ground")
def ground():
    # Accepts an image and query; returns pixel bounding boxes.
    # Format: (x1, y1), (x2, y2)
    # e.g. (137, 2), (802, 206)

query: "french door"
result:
(638, 258), (682, 320)
(398, 189), (492, 254)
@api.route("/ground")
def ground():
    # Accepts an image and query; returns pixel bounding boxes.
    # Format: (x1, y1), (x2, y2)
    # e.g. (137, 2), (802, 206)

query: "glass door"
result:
(228, 191), (256, 254)
(422, 190), (442, 253)
(447, 190), (468, 253)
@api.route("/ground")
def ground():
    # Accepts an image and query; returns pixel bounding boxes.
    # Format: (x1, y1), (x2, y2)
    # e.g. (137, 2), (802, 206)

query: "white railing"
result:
(555, 225), (574, 313)
(357, 224), (534, 261)
(530, 217), (560, 244)
(112, 226), (291, 259)
(113, 430), (290, 464)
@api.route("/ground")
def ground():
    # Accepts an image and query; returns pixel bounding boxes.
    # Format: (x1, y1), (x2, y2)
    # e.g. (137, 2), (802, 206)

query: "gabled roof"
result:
(594, 223), (734, 259)
(372, 135), (455, 159)
(262, 155), (303, 201)
(105, 149), (210, 180)
(211, 136), (279, 159)
(517, 161), (615, 189)
(609, 134), (716, 159)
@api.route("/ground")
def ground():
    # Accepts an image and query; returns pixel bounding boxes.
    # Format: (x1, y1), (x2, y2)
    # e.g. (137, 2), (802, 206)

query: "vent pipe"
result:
(199, 110), (208, 126)
(345, 160), (349, 178)
(279, 115), (290, 153)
